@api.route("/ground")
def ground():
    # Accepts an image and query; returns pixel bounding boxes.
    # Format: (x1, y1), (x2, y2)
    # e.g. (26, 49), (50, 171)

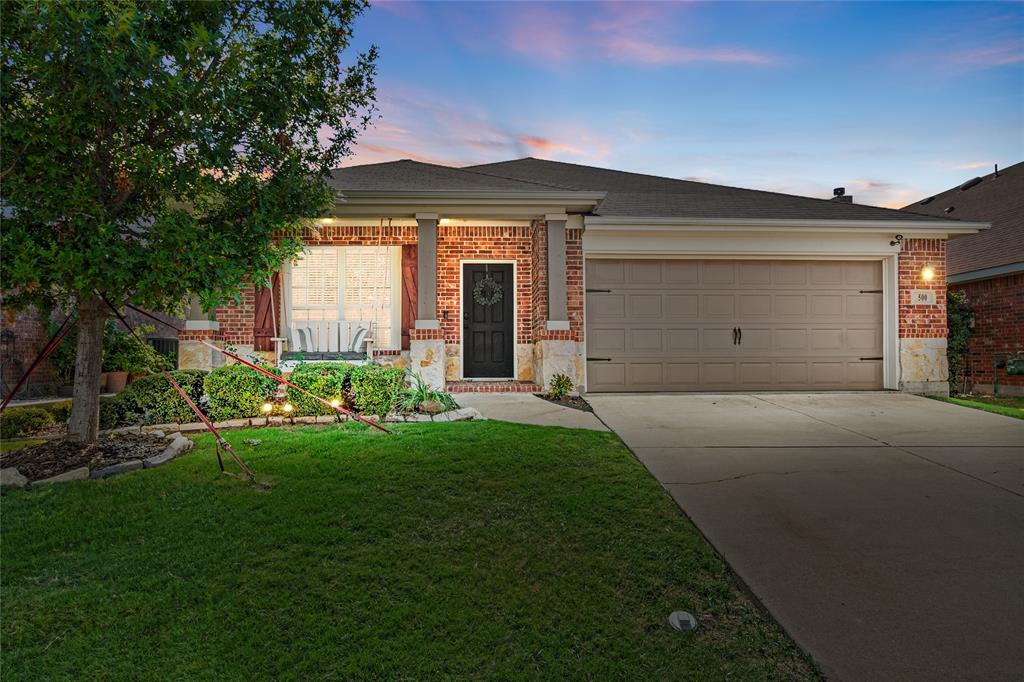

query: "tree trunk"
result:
(67, 293), (107, 443)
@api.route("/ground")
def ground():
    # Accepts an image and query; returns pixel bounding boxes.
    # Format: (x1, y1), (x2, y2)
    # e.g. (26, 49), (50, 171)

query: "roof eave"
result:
(584, 215), (989, 235)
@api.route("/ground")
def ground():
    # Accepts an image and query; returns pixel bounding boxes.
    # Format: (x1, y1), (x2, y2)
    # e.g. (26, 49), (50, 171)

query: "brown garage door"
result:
(585, 259), (883, 392)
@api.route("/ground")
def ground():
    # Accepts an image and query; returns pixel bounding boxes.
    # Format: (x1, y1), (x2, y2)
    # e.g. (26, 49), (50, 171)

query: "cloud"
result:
(945, 41), (1024, 68)
(489, 2), (779, 68)
(950, 160), (997, 170)
(342, 82), (615, 169)
(604, 36), (779, 66)
(517, 136), (583, 156)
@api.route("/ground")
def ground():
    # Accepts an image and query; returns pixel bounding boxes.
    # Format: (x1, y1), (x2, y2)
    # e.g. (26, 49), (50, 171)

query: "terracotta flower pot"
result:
(106, 371), (129, 393)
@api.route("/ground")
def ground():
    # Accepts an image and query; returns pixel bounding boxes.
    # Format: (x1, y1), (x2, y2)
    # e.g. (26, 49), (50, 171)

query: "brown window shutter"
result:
(401, 245), (417, 350)
(253, 272), (281, 352)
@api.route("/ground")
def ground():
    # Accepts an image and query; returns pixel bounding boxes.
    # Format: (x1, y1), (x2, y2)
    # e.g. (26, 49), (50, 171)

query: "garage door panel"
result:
(847, 294), (882, 319)
(666, 261), (700, 284)
(629, 260), (663, 284)
(589, 328), (625, 354)
(703, 294), (735, 317)
(811, 295), (844, 317)
(630, 329), (663, 353)
(773, 262), (808, 285)
(667, 294), (699, 317)
(845, 261), (882, 286)
(810, 328), (844, 351)
(587, 293), (625, 319)
(585, 259), (883, 391)
(703, 328), (737, 353)
(740, 294), (772, 317)
(702, 262), (736, 285)
(739, 328), (771, 351)
(667, 329), (699, 352)
(629, 294), (663, 317)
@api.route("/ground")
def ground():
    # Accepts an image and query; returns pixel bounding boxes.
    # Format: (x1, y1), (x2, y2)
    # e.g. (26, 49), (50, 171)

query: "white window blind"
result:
(288, 246), (397, 348)
(344, 246), (394, 348)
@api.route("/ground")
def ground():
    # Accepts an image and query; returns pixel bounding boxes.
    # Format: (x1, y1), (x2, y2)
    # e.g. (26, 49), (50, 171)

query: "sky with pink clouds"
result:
(342, 1), (1023, 208)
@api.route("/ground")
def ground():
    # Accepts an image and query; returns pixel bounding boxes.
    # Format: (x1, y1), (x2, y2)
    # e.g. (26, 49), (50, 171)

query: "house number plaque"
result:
(910, 290), (936, 305)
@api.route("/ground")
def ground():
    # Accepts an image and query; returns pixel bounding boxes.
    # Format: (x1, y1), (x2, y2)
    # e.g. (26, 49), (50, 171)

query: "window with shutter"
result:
(287, 246), (399, 349)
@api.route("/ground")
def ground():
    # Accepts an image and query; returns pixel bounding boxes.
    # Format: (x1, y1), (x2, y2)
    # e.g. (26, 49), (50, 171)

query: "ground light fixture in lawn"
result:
(668, 611), (698, 632)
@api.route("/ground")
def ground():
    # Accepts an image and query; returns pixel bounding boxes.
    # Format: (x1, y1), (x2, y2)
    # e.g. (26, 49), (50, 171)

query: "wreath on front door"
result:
(473, 275), (503, 307)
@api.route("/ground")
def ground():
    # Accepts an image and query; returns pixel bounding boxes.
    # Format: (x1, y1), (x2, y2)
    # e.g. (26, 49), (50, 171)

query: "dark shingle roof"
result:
(466, 157), (944, 222)
(328, 159), (565, 192)
(901, 162), (1024, 276)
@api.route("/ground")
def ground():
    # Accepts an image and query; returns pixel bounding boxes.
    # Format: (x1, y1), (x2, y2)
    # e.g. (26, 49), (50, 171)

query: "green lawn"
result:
(0, 439), (44, 453)
(934, 395), (1024, 420)
(2, 422), (817, 680)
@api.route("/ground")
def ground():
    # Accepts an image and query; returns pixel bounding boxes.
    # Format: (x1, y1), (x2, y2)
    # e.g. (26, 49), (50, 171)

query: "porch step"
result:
(446, 381), (541, 394)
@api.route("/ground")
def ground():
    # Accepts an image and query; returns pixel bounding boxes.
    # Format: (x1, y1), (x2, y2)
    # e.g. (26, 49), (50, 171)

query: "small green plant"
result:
(547, 373), (573, 400)
(350, 364), (406, 417)
(205, 362), (281, 421)
(0, 406), (54, 439)
(285, 362), (355, 416)
(399, 372), (457, 414)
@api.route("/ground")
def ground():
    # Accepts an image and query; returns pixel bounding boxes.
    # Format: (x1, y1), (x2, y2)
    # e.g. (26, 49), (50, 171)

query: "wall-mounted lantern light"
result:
(920, 264), (936, 282)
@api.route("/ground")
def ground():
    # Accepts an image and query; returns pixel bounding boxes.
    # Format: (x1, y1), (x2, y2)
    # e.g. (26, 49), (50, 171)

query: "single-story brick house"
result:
(180, 158), (986, 396)
(902, 161), (1023, 395)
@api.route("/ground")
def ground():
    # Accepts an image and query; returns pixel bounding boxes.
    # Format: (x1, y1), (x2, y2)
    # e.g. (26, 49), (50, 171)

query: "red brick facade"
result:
(899, 238), (947, 339)
(436, 225), (535, 345)
(0, 302), (60, 396)
(950, 273), (1024, 393)
(212, 222), (579, 353)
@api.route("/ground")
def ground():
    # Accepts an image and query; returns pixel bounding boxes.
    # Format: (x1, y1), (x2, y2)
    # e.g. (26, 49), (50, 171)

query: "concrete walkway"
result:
(588, 392), (1024, 681)
(455, 393), (608, 431)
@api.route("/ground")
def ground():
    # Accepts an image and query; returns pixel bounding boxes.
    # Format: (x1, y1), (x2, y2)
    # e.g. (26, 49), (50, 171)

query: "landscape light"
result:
(282, 402), (294, 413)
(330, 398), (341, 408)
(920, 264), (936, 282)
(261, 402), (273, 413)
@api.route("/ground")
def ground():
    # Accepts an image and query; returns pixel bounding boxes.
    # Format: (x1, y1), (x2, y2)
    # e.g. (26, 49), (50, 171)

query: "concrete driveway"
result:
(588, 392), (1024, 681)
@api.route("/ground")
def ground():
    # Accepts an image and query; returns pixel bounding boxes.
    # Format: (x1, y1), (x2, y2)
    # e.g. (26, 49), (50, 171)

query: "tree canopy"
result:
(1, 0), (377, 313)
(1, 0), (378, 440)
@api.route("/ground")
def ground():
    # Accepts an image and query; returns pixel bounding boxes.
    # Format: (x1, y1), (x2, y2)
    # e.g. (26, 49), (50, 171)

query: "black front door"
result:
(463, 264), (514, 378)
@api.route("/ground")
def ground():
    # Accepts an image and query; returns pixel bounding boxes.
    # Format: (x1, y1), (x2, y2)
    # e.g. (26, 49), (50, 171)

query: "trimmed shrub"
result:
(285, 363), (355, 416)
(350, 364), (406, 417)
(205, 362), (281, 421)
(110, 369), (208, 425)
(547, 373), (573, 400)
(44, 400), (73, 424)
(99, 398), (123, 431)
(0, 407), (54, 439)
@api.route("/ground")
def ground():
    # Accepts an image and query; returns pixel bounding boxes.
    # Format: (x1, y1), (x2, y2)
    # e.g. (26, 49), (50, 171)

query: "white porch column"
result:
(411, 214), (445, 389)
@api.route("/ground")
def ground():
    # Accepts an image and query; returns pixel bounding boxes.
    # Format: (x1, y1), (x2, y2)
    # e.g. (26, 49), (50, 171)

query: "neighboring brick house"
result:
(186, 158), (984, 395)
(902, 162), (1024, 395)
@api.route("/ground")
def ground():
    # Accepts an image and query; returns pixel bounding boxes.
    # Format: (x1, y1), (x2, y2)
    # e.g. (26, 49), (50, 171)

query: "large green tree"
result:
(1, 1), (377, 441)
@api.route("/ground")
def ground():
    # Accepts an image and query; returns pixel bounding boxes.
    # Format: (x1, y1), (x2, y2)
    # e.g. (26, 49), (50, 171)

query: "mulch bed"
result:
(0, 433), (168, 481)
(534, 394), (593, 412)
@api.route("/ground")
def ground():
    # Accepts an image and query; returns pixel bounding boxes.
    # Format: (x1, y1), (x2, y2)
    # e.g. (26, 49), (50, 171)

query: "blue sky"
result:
(344, 1), (1023, 207)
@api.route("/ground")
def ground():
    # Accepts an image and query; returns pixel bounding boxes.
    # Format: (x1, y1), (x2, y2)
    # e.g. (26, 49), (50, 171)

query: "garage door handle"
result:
(737, 327), (742, 345)
(732, 327), (738, 345)
(586, 288), (612, 293)
(587, 357), (612, 362)
(860, 356), (883, 361)
(859, 289), (883, 294)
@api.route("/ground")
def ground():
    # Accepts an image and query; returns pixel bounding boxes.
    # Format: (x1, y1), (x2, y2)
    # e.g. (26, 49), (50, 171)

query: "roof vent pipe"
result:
(830, 187), (853, 203)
